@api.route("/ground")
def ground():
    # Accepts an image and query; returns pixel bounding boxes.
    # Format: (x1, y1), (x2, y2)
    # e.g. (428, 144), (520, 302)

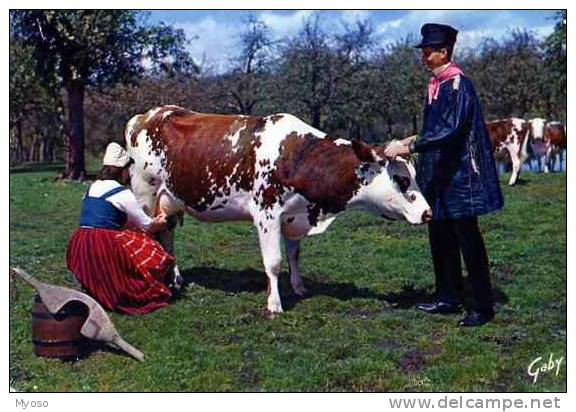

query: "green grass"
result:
(9, 166), (566, 392)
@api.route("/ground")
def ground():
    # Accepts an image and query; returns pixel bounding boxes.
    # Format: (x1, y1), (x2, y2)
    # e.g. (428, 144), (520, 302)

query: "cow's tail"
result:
(124, 114), (144, 153)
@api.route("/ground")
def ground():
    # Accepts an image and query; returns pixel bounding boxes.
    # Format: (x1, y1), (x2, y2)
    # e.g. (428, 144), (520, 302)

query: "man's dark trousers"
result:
(428, 217), (494, 314)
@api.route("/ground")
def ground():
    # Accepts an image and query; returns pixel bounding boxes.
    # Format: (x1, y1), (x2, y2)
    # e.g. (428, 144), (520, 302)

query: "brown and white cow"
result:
(125, 105), (431, 315)
(530, 119), (567, 173)
(486, 118), (531, 186)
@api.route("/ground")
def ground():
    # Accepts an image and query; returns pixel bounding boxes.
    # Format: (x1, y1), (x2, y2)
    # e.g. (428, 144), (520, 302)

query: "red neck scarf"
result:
(427, 62), (464, 105)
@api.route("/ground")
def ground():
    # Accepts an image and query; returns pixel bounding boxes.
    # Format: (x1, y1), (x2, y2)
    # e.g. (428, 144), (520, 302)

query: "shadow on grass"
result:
(83, 340), (145, 362)
(10, 162), (66, 174)
(512, 177), (531, 186)
(10, 162), (98, 181)
(383, 283), (508, 309)
(31, 340), (138, 364)
(180, 266), (390, 311)
(180, 266), (509, 312)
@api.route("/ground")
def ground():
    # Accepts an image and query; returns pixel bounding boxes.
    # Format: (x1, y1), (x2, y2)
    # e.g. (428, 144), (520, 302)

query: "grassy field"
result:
(9, 163), (566, 392)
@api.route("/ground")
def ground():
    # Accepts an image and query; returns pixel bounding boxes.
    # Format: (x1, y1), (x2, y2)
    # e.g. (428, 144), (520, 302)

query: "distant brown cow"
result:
(485, 118), (530, 186)
(531, 120), (567, 172)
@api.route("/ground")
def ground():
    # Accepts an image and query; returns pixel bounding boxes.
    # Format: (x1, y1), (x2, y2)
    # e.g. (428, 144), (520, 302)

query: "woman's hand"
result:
(150, 212), (168, 233)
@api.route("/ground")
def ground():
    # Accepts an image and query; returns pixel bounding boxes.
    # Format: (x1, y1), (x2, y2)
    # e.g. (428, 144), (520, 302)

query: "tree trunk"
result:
(15, 119), (24, 164)
(353, 123), (361, 141)
(40, 136), (51, 162)
(64, 81), (87, 180)
(310, 105), (321, 129)
(346, 120), (353, 140)
(387, 119), (393, 140)
(30, 136), (38, 162)
(40, 138), (45, 162)
(46, 138), (54, 162)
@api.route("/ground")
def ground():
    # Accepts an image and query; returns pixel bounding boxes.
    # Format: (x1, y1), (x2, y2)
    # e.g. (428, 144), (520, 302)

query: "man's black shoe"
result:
(458, 311), (495, 327)
(416, 301), (462, 314)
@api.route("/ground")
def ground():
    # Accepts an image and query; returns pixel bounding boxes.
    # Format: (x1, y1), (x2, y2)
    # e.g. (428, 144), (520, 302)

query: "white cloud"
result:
(456, 24), (555, 50)
(340, 10), (372, 24)
(174, 17), (242, 73)
(532, 25), (555, 39)
(169, 11), (556, 73)
(172, 11), (317, 73)
(257, 10), (315, 39)
(376, 18), (403, 35)
(376, 10), (465, 38)
(375, 10), (555, 50)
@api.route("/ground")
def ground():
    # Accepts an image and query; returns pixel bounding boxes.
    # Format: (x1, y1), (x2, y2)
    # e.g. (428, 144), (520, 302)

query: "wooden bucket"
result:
(31, 295), (89, 360)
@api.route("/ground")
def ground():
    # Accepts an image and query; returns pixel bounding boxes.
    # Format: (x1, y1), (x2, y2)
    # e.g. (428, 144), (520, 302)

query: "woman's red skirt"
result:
(66, 227), (174, 315)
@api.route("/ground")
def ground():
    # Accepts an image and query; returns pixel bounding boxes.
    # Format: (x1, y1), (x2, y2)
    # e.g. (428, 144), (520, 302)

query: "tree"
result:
(543, 11), (566, 120)
(224, 16), (275, 115)
(10, 10), (195, 179)
(373, 38), (428, 136)
(9, 38), (63, 164)
(467, 30), (546, 118)
(276, 16), (375, 130)
(83, 75), (208, 154)
(322, 20), (377, 139)
(276, 16), (335, 128)
(10, 39), (39, 163)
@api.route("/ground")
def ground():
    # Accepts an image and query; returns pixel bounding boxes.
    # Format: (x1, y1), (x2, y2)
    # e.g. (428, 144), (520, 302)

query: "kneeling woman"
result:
(67, 142), (173, 314)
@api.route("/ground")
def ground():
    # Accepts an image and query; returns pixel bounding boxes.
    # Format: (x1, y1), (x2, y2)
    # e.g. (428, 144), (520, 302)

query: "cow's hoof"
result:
(264, 310), (281, 319)
(265, 301), (283, 318)
(169, 282), (182, 292)
(291, 283), (308, 297)
(170, 272), (184, 291)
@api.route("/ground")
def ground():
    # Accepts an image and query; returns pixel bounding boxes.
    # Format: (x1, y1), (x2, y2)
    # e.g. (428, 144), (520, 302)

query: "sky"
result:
(147, 10), (560, 73)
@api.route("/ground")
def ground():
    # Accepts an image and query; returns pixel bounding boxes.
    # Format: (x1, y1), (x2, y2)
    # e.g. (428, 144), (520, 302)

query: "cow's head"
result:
(529, 118), (547, 141)
(351, 140), (431, 224)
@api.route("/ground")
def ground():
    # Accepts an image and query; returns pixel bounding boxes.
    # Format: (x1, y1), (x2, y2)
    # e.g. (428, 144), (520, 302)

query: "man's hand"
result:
(400, 135), (417, 146)
(384, 140), (411, 160)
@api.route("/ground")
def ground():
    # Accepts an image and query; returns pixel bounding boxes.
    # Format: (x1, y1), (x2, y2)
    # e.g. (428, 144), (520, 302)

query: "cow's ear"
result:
(374, 145), (390, 165)
(351, 139), (376, 163)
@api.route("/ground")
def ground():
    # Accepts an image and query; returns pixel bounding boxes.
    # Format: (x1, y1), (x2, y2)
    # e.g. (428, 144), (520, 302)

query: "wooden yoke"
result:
(11, 267), (145, 361)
